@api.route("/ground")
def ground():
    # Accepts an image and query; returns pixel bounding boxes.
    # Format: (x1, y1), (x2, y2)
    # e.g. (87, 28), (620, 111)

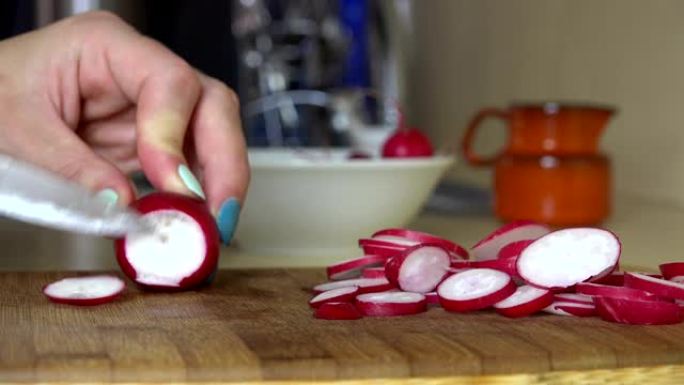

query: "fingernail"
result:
(217, 198), (241, 245)
(177, 164), (206, 199)
(95, 188), (119, 207)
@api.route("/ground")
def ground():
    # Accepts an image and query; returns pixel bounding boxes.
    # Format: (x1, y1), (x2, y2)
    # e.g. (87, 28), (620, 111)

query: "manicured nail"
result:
(95, 188), (119, 207)
(177, 164), (206, 199)
(217, 198), (240, 245)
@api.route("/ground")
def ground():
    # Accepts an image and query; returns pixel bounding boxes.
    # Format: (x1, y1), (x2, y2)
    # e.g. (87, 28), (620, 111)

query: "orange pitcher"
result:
(461, 102), (616, 226)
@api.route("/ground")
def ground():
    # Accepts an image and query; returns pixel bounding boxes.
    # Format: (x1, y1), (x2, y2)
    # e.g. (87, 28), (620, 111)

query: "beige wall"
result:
(409, 0), (684, 206)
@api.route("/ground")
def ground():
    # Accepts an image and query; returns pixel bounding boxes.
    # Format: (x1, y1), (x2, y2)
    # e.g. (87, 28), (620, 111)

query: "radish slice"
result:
(309, 286), (359, 308)
(543, 301), (596, 317)
(384, 244), (450, 293)
(425, 292), (440, 305)
(313, 277), (393, 294)
(592, 271), (662, 286)
(659, 262), (684, 282)
(471, 221), (550, 261)
(493, 285), (553, 318)
(358, 239), (406, 258)
(355, 291), (427, 317)
(594, 297), (683, 325)
(624, 272), (684, 300)
(372, 228), (469, 259)
(575, 282), (660, 301)
(497, 240), (535, 259)
(516, 228), (621, 289)
(326, 255), (386, 280)
(314, 302), (363, 320)
(471, 257), (519, 278)
(437, 268), (516, 312)
(43, 275), (125, 306)
(361, 267), (386, 279)
(554, 293), (594, 305)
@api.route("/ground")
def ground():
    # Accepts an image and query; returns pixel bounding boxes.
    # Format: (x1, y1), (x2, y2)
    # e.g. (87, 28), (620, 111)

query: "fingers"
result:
(192, 75), (250, 244)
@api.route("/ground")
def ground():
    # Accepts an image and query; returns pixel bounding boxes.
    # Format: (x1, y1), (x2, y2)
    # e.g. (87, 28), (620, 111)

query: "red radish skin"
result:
(516, 228), (621, 289)
(659, 262), (684, 282)
(437, 268), (516, 312)
(43, 275), (125, 306)
(326, 255), (386, 280)
(372, 228), (469, 260)
(591, 272), (662, 286)
(554, 293), (594, 305)
(425, 292), (440, 305)
(309, 286), (360, 308)
(543, 302), (596, 317)
(575, 283), (660, 301)
(493, 285), (553, 318)
(384, 244), (451, 293)
(624, 272), (684, 300)
(314, 302), (363, 320)
(471, 221), (550, 261)
(313, 278), (393, 294)
(497, 240), (535, 259)
(595, 297), (683, 325)
(382, 128), (434, 158)
(355, 292), (427, 317)
(114, 192), (220, 291)
(362, 267), (386, 279)
(449, 258), (518, 278)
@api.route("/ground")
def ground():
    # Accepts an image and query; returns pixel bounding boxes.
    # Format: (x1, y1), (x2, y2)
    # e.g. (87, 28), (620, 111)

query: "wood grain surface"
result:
(2, 269), (684, 384)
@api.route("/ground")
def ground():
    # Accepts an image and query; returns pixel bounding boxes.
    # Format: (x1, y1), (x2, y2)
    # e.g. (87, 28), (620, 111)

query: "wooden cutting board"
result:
(3, 269), (684, 384)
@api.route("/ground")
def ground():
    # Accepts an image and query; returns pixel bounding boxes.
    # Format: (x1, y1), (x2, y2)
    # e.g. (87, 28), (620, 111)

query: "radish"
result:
(543, 302), (596, 317)
(554, 293), (594, 305)
(381, 128), (434, 158)
(575, 282), (660, 301)
(309, 286), (359, 308)
(659, 262), (684, 282)
(497, 239), (535, 259)
(594, 296), (682, 325)
(358, 239), (407, 258)
(384, 244), (451, 293)
(326, 254), (386, 280)
(516, 228), (621, 289)
(313, 277), (393, 294)
(471, 221), (550, 261)
(372, 228), (469, 259)
(493, 285), (553, 318)
(43, 275), (125, 306)
(624, 272), (684, 300)
(361, 267), (386, 278)
(425, 292), (440, 305)
(437, 268), (516, 312)
(355, 291), (427, 317)
(314, 302), (363, 320)
(114, 192), (220, 290)
(592, 271), (662, 286)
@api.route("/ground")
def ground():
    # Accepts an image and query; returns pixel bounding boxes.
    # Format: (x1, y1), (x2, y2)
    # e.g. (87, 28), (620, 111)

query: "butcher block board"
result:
(3, 269), (684, 384)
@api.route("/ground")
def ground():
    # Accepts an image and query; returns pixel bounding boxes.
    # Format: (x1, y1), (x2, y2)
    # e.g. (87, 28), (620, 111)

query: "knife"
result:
(0, 153), (150, 237)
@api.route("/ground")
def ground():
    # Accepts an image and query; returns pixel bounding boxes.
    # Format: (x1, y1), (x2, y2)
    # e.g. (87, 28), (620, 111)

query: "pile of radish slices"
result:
(311, 221), (684, 325)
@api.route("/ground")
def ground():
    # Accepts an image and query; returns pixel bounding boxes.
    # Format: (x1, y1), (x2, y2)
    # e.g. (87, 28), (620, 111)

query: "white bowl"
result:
(234, 148), (455, 258)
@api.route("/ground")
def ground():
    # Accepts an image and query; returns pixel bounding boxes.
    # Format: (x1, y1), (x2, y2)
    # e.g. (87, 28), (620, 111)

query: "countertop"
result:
(0, 195), (680, 271)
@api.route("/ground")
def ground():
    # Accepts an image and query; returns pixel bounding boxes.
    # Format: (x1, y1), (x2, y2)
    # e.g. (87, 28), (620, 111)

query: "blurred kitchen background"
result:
(2, 0), (684, 268)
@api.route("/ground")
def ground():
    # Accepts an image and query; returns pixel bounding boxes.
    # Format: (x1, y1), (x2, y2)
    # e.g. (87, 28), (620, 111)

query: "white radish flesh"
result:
(493, 285), (553, 318)
(471, 221), (550, 261)
(309, 286), (359, 308)
(313, 278), (392, 294)
(624, 272), (684, 300)
(554, 293), (594, 305)
(543, 301), (596, 317)
(437, 268), (516, 312)
(385, 244), (450, 293)
(326, 254), (386, 280)
(43, 275), (125, 306)
(355, 291), (427, 317)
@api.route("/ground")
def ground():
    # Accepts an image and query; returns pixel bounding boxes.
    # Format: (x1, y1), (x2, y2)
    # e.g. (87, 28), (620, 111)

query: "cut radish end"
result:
(659, 262), (684, 282)
(594, 297), (683, 325)
(624, 272), (684, 300)
(114, 192), (220, 290)
(576, 282), (660, 301)
(471, 221), (550, 261)
(497, 240), (535, 259)
(516, 228), (621, 289)
(425, 292), (440, 305)
(384, 244), (450, 293)
(493, 285), (553, 318)
(326, 255), (386, 280)
(43, 275), (125, 306)
(554, 293), (594, 305)
(543, 301), (596, 317)
(314, 302), (363, 320)
(362, 267), (386, 279)
(437, 268), (516, 312)
(355, 291), (427, 317)
(313, 277), (393, 294)
(372, 228), (469, 259)
(309, 286), (359, 308)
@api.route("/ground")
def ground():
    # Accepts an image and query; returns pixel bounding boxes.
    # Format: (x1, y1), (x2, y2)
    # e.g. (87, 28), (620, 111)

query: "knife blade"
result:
(0, 153), (149, 237)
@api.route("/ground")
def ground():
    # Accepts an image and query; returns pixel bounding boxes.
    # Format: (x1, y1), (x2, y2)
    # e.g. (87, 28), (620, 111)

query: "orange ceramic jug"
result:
(461, 103), (615, 226)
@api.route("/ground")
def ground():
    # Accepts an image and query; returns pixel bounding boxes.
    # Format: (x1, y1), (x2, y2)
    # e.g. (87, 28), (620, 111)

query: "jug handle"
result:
(461, 108), (510, 166)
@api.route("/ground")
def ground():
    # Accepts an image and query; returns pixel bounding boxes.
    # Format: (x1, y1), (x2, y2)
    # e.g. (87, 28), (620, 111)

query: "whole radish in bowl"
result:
(382, 127), (434, 158)
(114, 192), (220, 290)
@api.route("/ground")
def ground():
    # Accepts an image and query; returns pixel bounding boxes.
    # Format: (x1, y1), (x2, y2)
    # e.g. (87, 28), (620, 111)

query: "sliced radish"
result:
(314, 302), (363, 320)
(594, 297), (682, 325)
(471, 221), (550, 261)
(575, 282), (660, 301)
(493, 285), (553, 318)
(624, 272), (684, 300)
(358, 239), (406, 258)
(554, 293), (594, 305)
(326, 254), (386, 280)
(114, 192), (220, 290)
(591, 271), (661, 286)
(313, 277), (393, 294)
(309, 286), (359, 308)
(516, 228), (621, 289)
(659, 262), (684, 282)
(384, 244), (450, 293)
(471, 257), (519, 277)
(372, 228), (469, 259)
(437, 268), (516, 312)
(543, 301), (596, 317)
(355, 291), (427, 317)
(425, 292), (440, 305)
(497, 239), (535, 259)
(361, 267), (386, 279)
(43, 275), (125, 306)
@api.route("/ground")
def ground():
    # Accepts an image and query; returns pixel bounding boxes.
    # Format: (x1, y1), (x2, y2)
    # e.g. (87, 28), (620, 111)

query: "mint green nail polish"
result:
(178, 164), (206, 199)
(95, 188), (119, 207)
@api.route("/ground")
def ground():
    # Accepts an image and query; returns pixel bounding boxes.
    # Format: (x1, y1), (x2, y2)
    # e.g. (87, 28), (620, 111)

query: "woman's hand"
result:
(0, 11), (249, 244)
